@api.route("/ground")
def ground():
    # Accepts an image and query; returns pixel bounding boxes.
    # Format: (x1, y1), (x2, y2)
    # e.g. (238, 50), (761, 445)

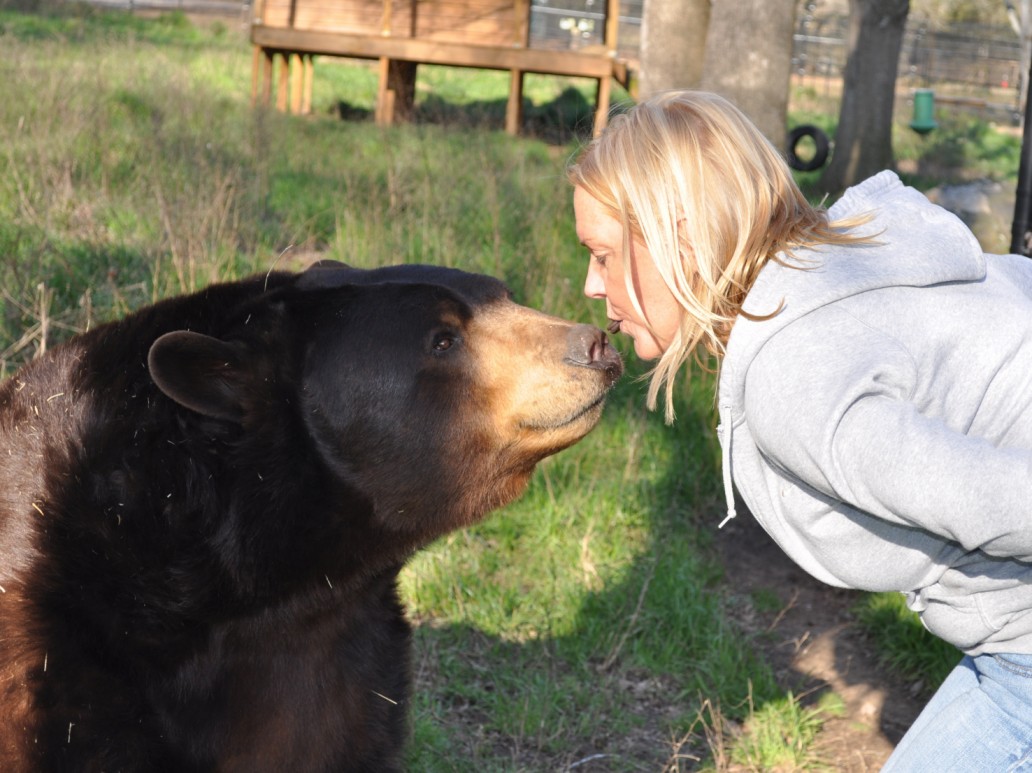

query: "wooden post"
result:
(389, 59), (417, 123)
(376, 58), (419, 126)
(591, 0), (620, 134)
(506, 69), (525, 135)
(375, 0), (395, 125)
(376, 57), (392, 125)
(594, 75), (612, 135)
(277, 53), (290, 112)
(505, 0), (530, 135)
(290, 52), (303, 113)
(605, 0), (620, 52)
(251, 45), (261, 106)
(302, 55), (314, 115)
(261, 49), (274, 107)
(251, 0), (266, 26)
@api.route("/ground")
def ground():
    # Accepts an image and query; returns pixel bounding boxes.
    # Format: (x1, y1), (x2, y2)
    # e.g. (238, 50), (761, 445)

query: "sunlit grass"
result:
(728, 691), (846, 771)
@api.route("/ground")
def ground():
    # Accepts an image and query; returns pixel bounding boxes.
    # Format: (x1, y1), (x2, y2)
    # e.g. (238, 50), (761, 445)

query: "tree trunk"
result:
(819, 0), (910, 195)
(699, 0), (798, 147)
(638, 0), (710, 98)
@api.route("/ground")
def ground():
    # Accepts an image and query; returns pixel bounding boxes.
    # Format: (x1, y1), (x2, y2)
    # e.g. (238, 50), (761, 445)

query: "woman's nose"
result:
(584, 262), (606, 300)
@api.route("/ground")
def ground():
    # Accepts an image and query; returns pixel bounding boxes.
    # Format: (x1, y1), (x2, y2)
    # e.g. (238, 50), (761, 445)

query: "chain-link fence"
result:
(795, 6), (1025, 124)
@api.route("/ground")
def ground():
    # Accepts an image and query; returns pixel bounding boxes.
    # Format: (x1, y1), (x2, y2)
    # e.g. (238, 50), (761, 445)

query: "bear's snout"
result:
(563, 324), (622, 384)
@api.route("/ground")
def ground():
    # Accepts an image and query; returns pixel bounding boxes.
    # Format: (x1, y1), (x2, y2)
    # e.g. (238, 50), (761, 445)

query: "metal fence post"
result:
(1010, 54), (1032, 255)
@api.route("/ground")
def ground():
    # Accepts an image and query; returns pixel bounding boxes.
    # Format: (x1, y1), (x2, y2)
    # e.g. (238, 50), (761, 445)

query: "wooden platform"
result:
(249, 0), (630, 135)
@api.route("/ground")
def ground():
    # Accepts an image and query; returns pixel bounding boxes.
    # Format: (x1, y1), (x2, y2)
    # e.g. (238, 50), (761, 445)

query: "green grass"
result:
(893, 107), (1023, 186)
(854, 592), (963, 695)
(732, 691), (846, 771)
(2, 7), (1012, 769)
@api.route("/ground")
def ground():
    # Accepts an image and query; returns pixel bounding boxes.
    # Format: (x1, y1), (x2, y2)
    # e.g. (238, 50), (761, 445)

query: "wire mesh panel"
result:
(529, 0), (640, 57)
(793, 3), (1023, 120)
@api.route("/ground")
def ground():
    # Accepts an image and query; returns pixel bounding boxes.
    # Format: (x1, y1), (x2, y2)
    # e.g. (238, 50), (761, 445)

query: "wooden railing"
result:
(250, 0), (629, 135)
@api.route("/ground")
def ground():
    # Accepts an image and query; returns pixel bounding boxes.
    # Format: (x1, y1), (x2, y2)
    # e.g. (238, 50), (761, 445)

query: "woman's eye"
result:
(592, 253), (608, 268)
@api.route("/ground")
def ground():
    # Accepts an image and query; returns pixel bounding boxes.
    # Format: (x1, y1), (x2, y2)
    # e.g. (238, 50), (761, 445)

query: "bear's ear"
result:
(297, 260), (360, 290)
(305, 259), (350, 271)
(147, 331), (249, 422)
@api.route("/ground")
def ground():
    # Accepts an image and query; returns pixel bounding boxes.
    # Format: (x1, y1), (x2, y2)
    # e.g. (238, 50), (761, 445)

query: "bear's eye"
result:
(431, 332), (459, 353)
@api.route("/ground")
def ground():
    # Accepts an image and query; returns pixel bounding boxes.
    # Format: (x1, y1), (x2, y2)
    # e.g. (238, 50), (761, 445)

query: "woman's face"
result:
(574, 186), (682, 361)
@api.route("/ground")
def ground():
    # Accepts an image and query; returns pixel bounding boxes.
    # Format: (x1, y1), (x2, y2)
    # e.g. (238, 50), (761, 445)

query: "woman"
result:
(569, 89), (1032, 771)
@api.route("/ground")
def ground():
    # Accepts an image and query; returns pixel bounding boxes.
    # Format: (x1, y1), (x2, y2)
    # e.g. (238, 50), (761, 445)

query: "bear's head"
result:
(145, 262), (623, 581)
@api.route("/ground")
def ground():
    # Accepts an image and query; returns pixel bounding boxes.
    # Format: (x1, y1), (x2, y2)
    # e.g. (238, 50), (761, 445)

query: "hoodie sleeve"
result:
(743, 306), (1032, 563)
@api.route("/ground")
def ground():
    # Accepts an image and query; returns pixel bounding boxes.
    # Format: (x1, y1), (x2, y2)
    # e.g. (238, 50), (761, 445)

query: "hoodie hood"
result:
(716, 171), (987, 526)
(726, 171), (986, 399)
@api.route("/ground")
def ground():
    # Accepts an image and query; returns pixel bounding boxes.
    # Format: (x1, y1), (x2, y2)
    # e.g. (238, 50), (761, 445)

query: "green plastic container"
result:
(910, 89), (937, 134)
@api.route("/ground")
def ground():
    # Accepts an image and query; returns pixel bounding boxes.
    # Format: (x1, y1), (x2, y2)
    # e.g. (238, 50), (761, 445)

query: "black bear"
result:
(0, 261), (622, 772)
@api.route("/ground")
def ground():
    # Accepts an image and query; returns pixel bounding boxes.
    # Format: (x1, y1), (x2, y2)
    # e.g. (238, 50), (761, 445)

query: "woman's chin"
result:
(631, 337), (663, 361)
(618, 321), (665, 360)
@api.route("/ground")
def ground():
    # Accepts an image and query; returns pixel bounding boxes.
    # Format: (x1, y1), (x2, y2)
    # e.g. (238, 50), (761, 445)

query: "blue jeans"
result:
(883, 653), (1032, 772)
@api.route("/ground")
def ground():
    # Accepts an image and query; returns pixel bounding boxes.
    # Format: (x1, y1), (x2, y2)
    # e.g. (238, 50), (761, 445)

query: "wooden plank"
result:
(293, 11), (382, 36)
(251, 26), (616, 78)
(262, 6), (292, 27)
(263, 0), (394, 36)
(404, 0), (511, 19)
(415, 20), (513, 46)
(265, 0), (523, 43)
(409, 0), (512, 20)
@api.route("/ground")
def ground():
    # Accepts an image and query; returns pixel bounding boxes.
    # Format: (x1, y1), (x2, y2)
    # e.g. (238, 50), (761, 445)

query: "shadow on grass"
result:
(400, 363), (792, 771)
(337, 86), (610, 145)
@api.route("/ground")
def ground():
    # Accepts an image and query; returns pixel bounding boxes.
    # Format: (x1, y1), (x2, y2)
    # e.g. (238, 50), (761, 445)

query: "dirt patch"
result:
(716, 508), (927, 771)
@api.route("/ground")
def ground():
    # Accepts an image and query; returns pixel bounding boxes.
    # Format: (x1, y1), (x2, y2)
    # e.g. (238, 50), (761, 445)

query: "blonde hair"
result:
(568, 90), (870, 422)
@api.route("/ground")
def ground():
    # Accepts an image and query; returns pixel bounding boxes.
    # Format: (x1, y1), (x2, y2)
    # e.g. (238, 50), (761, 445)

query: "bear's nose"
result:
(564, 324), (619, 372)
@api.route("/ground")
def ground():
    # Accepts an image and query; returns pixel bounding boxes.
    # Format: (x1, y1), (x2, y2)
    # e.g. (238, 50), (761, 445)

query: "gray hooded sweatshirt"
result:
(716, 170), (1032, 656)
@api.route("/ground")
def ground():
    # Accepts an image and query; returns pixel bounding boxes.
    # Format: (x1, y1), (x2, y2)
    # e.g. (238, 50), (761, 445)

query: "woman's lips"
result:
(606, 319), (621, 334)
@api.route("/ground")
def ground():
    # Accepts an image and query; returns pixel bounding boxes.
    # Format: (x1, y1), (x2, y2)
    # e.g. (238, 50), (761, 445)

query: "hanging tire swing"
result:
(786, 124), (830, 172)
